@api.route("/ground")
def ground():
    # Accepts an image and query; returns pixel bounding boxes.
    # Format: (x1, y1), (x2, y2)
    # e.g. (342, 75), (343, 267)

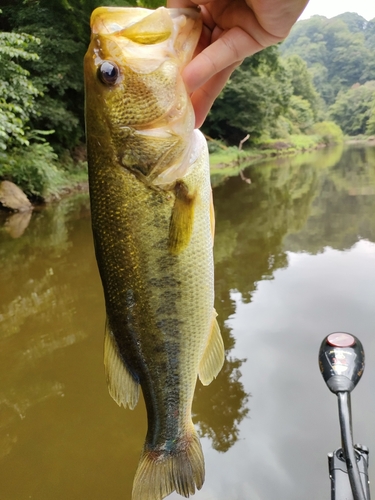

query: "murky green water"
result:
(1, 144), (375, 500)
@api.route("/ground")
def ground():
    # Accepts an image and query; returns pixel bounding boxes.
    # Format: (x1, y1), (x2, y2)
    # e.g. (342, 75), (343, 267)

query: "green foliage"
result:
(281, 13), (375, 136)
(329, 82), (375, 135)
(286, 95), (315, 133)
(203, 46), (292, 145)
(0, 27), (40, 151)
(366, 102), (375, 135)
(0, 137), (66, 198)
(137, 0), (166, 7)
(4, 2), (87, 150)
(365, 19), (375, 51)
(283, 55), (320, 119)
(311, 121), (344, 145)
(281, 13), (375, 105)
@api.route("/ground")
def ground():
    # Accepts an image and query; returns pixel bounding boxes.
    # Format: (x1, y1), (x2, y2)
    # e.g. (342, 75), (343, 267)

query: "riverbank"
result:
(344, 135), (375, 145)
(1, 132), (374, 210)
(209, 133), (333, 174)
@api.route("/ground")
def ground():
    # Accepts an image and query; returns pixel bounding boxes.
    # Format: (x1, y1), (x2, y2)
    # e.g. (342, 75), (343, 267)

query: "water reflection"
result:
(284, 146), (375, 252)
(194, 354), (249, 452)
(0, 195), (94, 463)
(0, 145), (375, 499)
(213, 144), (375, 307)
(4, 210), (33, 238)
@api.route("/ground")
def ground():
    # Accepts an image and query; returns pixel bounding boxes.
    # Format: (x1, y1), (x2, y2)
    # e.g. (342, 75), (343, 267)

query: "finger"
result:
(191, 23), (210, 61)
(190, 62), (240, 128)
(246, 0), (310, 38)
(182, 26), (263, 94)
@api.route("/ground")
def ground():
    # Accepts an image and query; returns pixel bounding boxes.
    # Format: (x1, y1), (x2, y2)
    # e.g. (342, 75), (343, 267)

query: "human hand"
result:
(167, 0), (309, 127)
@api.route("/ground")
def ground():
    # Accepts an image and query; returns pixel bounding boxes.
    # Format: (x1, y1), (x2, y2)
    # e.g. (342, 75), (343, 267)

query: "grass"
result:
(209, 133), (327, 171)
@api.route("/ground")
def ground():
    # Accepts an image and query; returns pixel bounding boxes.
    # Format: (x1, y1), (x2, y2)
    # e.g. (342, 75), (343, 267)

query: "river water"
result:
(1, 144), (375, 500)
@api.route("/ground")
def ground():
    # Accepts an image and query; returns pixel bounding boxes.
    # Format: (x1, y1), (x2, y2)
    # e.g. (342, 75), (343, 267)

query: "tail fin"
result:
(132, 427), (204, 500)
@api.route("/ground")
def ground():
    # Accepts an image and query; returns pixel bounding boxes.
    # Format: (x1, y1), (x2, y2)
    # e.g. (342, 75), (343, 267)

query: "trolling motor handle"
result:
(319, 333), (365, 394)
(319, 333), (369, 500)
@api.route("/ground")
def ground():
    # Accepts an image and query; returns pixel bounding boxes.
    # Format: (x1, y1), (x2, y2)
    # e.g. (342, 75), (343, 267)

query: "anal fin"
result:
(198, 310), (225, 386)
(104, 320), (139, 409)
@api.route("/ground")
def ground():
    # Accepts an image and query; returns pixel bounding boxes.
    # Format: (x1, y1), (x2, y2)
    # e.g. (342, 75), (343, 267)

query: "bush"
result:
(311, 121), (344, 145)
(329, 82), (375, 135)
(287, 95), (315, 133)
(0, 139), (66, 198)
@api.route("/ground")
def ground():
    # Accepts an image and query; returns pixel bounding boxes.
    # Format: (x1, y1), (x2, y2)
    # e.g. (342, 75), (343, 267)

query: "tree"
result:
(3, 1), (93, 151)
(286, 95), (315, 133)
(329, 81), (375, 135)
(0, 24), (40, 152)
(203, 46), (292, 144)
(280, 13), (374, 106)
(284, 54), (320, 119)
(366, 96), (375, 135)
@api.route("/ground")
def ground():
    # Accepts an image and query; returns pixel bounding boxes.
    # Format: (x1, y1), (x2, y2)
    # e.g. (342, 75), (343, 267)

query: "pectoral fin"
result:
(104, 320), (140, 409)
(168, 180), (196, 255)
(198, 310), (225, 386)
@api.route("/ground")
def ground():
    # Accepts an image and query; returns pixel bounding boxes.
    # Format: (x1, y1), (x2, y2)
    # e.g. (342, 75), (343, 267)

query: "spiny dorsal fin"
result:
(168, 180), (196, 255)
(119, 8), (172, 45)
(198, 310), (225, 386)
(132, 424), (204, 500)
(104, 320), (140, 409)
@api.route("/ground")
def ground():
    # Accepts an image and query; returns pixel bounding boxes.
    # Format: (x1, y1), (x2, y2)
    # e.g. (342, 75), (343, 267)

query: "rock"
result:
(0, 181), (32, 212)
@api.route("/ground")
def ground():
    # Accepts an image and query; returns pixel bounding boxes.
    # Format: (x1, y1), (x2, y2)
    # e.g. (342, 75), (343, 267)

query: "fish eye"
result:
(98, 61), (119, 85)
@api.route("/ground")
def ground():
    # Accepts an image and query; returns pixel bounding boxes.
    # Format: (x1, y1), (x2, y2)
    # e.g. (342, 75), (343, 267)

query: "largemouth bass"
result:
(84, 7), (224, 500)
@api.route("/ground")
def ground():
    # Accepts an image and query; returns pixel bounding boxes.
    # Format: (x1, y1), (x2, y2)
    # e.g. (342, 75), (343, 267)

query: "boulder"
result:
(0, 181), (32, 212)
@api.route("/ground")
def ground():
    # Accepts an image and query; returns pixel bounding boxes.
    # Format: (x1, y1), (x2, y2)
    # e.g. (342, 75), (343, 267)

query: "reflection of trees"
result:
(284, 146), (375, 252)
(194, 355), (249, 453)
(196, 146), (347, 451)
(213, 148), (338, 299)
(0, 194), (96, 459)
(193, 294), (250, 452)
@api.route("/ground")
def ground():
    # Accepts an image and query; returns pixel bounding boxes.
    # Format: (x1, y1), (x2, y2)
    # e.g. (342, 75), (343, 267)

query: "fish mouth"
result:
(89, 6), (202, 72)
(90, 6), (201, 36)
